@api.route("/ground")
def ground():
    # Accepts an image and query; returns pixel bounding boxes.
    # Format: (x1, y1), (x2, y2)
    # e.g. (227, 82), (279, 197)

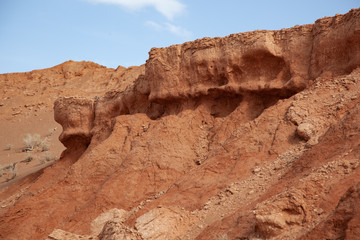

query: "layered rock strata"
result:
(0, 8), (360, 240)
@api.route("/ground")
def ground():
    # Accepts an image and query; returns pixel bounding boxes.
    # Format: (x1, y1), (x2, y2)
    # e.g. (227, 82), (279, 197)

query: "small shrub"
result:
(23, 133), (42, 151)
(0, 162), (17, 182)
(0, 164), (13, 176)
(21, 154), (34, 163)
(39, 138), (50, 152)
(4, 144), (13, 150)
(39, 152), (55, 164)
(45, 152), (55, 161)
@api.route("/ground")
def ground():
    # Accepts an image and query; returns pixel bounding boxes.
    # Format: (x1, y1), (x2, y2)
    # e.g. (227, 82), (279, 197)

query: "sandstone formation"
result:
(0, 8), (360, 240)
(0, 60), (144, 121)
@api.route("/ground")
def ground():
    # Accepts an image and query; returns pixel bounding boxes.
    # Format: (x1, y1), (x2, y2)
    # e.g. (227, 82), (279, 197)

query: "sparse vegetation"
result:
(0, 162), (17, 182)
(40, 138), (50, 152)
(21, 154), (34, 163)
(39, 152), (55, 164)
(4, 144), (13, 150)
(23, 134), (50, 152)
(23, 133), (42, 151)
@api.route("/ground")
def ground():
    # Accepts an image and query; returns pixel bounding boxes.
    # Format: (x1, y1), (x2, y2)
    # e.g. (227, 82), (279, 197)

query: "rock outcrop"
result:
(0, 8), (360, 240)
(0, 60), (144, 121)
(54, 97), (96, 149)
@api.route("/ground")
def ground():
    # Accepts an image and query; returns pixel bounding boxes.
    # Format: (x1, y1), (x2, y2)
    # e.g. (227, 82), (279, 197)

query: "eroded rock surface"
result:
(54, 97), (95, 148)
(1, 8), (360, 240)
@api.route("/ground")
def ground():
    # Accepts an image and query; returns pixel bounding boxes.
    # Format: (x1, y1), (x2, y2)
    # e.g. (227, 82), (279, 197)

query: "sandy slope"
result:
(0, 110), (64, 189)
(0, 61), (144, 190)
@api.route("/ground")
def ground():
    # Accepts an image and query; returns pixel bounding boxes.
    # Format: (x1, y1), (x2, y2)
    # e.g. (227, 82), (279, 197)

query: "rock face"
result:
(146, 8), (360, 102)
(54, 97), (96, 149)
(1, 8), (360, 240)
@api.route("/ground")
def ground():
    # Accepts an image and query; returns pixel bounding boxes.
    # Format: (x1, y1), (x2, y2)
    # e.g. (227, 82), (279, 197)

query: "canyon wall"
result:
(0, 8), (360, 240)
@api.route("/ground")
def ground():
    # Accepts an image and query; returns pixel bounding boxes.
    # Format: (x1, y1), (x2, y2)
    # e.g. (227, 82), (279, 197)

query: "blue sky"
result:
(0, 0), (358, 73)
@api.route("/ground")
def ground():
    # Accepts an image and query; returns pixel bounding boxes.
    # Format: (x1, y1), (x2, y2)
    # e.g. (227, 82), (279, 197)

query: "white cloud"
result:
(164, 23), (192, 38)
(145, 20), (163, 31)
(86, 0), (185, 20)
(145, 21), (192, 39)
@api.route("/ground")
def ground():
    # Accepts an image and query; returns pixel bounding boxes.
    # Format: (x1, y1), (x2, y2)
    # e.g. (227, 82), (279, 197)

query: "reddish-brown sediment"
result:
(0, 8), (360, 240)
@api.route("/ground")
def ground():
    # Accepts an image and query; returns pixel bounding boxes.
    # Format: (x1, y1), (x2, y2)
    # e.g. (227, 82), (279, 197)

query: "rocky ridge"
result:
(0, 61), (144, 121)
(0, 8), (360, 240)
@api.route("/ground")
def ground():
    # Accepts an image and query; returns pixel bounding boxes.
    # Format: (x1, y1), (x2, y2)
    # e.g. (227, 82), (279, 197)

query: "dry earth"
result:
(0, 8), (360, 240)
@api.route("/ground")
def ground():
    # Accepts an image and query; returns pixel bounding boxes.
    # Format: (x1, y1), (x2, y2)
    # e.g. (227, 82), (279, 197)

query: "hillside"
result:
(0, 8), (360, 240)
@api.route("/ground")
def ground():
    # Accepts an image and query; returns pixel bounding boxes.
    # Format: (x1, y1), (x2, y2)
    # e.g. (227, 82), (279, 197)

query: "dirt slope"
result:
(0, 61), (144, 189)
(0, 8), (360, 240)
